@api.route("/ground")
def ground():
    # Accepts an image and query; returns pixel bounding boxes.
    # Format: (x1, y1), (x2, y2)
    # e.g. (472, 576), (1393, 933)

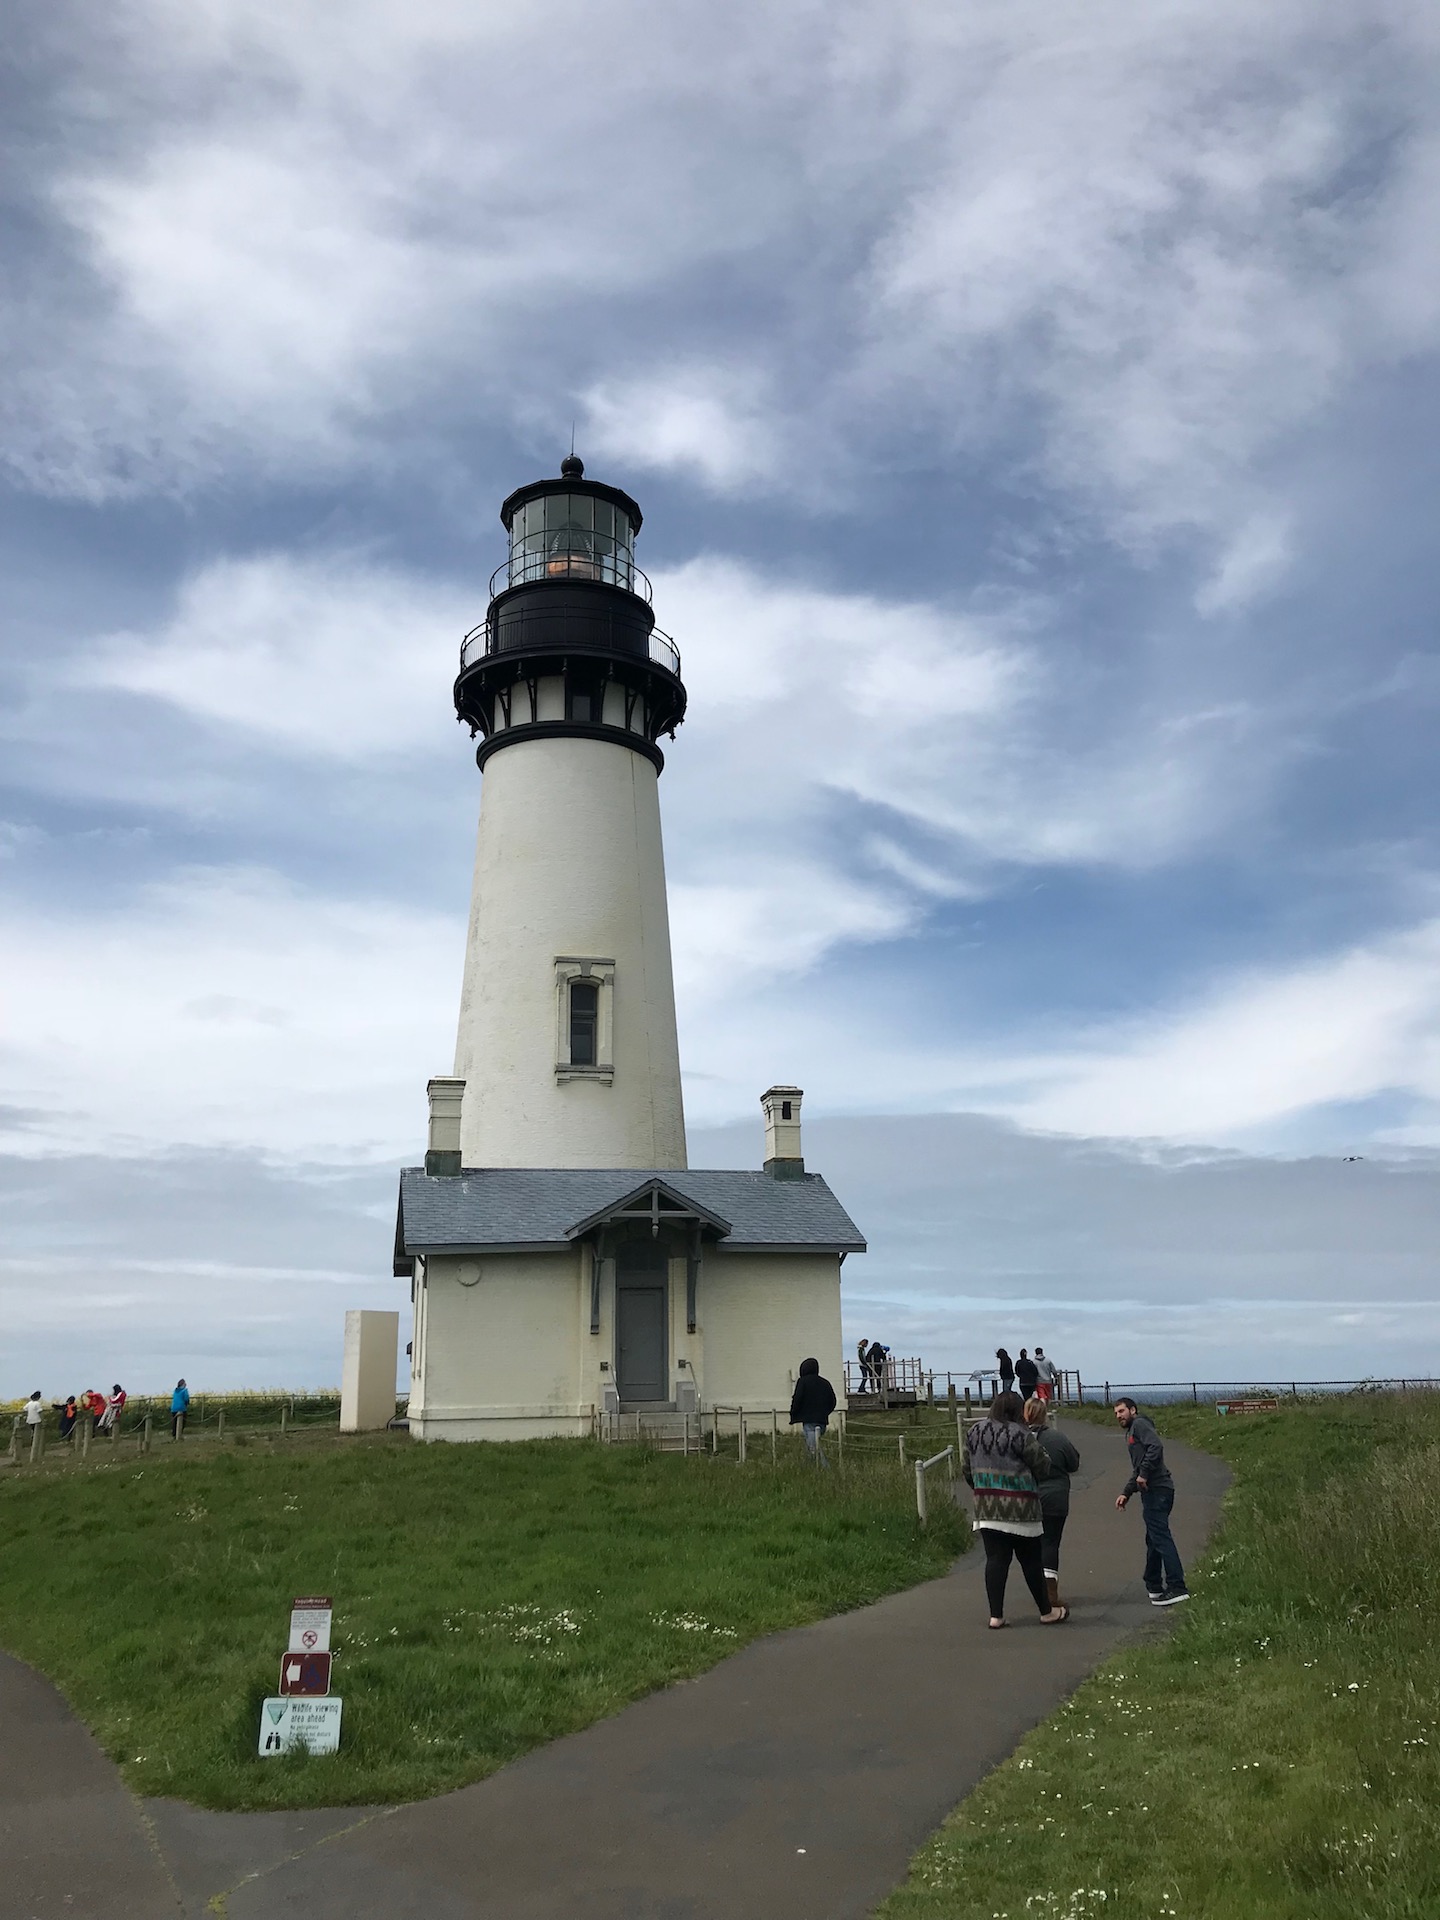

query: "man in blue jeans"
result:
(1113, 1398), (1189, 1605)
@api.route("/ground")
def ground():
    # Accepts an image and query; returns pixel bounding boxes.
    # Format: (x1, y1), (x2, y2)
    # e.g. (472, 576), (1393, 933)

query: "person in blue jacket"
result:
(171, 1378), (191, 1440)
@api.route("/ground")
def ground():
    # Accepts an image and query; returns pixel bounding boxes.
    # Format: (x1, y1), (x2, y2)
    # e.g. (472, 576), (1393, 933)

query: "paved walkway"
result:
(3, 1423), (1228, 1920)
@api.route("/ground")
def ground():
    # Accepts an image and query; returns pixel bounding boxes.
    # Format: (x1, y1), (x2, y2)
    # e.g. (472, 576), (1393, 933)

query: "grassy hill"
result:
(0, 1423), (966, 1810)
(881, 1390), (1440, 1920)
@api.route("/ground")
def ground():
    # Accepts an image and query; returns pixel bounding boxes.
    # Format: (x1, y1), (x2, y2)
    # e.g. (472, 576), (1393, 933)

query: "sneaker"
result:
(1145, 1587), (1166, 1601)
(1151, 1588), (1190, 1606)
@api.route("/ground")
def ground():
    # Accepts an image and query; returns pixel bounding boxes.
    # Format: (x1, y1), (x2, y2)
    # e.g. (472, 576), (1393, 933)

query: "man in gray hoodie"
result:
(1113, 1399), (1189, 1605)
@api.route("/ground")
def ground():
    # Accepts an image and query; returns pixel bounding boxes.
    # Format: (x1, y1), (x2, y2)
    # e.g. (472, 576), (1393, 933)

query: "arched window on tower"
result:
(568, 980), (599, 1067)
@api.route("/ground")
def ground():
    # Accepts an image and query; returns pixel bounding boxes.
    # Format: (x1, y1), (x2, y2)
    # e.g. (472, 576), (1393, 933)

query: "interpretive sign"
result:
(258, 1695), (343, 1756)
(279, 1650), (332, 1696)
(1216, 1398), (1280, 1416)
(288, 1594), (333, 1653)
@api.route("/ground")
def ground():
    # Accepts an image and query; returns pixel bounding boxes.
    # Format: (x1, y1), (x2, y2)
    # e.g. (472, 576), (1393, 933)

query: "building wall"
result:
(695, 1250), (845, 1412)
(408, 1249), (592, 1441)
(452, 734), (687, 1170)
(407, 1241), (847, 1441)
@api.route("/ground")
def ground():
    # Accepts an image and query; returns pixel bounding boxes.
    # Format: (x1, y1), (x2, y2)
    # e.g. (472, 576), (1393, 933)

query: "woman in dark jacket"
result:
(789, 1357), (837, 1466)
(995, 1348), (1015, 1394)
(1025, 1397), (1080, 1609)
(963, 1391), (1068, 1627)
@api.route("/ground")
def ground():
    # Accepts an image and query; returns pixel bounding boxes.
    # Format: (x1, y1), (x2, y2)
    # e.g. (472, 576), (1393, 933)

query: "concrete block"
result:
(340, 1310), (400, 1432)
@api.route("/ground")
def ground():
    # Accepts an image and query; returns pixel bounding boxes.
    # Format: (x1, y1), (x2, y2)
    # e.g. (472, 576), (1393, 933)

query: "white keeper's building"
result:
(393, 458), (864, 1441)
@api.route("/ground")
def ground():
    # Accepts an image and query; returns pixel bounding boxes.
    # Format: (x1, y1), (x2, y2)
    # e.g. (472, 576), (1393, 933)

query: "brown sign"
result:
(279, 1650), (332, 1696)
(1216, 1398), (1279, 1415)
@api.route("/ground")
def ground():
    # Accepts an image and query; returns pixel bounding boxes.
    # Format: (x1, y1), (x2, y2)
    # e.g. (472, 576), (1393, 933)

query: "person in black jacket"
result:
(1015, 1349), (1040, 1398)
(789, 1357), (838, 1466)
(995, 1347), (1015, 1394)
(1114, 1398), (1189, 1604)
(1025, 1396), (1079, 1608)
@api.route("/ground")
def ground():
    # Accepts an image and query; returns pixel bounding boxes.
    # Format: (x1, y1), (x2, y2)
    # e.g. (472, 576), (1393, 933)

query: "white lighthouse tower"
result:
(450, 456), (686, 1170)
(394, 460), (864, 1442)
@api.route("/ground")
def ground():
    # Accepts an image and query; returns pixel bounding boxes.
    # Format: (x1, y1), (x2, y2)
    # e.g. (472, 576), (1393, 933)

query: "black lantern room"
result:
(454, 457), (686, 772)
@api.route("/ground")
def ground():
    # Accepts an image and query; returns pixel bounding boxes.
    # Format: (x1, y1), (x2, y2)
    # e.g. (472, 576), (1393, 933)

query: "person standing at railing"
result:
(1016, 1349), (1039, 1400)
(962, 1392), (1069, 1628)
(99, 1384), (126, 1435)
(995, 1348), (1016, 1396)
(788, 1357), (837, 1466)
(23, 1391), (45, 1444)
(170, 1378), (190, 1440)
(1034, 1349), (1058, 1416)
(1024, 1397), (1079, 1609)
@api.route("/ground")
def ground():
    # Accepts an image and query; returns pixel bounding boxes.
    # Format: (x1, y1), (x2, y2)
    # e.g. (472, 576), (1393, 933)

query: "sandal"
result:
(988, 1619), (1008, 1630)
(1040, 1606), (1070, 1624)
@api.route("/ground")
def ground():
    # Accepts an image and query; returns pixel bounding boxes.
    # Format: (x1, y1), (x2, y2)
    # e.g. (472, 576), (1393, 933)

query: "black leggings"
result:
(982, 1529), (1051, 1617)
(1041, 1511), (1067, 1576)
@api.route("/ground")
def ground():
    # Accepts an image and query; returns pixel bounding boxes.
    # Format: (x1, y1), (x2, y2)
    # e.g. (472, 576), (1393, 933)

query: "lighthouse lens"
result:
(509, 492), (635, 590)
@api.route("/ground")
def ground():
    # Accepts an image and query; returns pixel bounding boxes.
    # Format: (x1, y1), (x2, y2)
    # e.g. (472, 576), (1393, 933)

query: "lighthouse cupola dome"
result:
(454, 459), (685, 770)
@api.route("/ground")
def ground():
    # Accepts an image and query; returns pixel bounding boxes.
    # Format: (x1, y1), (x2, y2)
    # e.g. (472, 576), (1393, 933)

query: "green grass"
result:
(0, 1423), (967, 1810)
(879, 1391), (1440, 1920)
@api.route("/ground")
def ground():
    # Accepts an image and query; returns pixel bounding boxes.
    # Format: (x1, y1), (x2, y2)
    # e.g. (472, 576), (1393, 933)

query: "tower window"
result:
(781, 1100), (792, 1120)
(569, 981), (599, 1066)
(567, 685), (596, 724)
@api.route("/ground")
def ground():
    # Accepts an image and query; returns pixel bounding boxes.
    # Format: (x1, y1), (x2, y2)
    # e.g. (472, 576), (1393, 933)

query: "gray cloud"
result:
(7, 1117), (1436, 1397)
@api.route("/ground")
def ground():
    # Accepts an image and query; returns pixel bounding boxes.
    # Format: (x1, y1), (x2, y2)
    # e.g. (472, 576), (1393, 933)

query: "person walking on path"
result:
(170, 1379), (190, 1440)
(1024, 1397), (1079, 1609)
(1113, 1398), (1190, 1605)
(1034, 1348), (1058, 1406)
(1015, 1349), (1039, 1399)
(994, 1347), (1015, 1395)
(789, 1357), (837, 1466)
(963, 1391), (1069, 1628)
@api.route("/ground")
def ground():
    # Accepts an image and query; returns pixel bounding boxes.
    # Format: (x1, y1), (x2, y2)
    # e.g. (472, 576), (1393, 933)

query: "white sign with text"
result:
(288, 1594), (333, 1654)
(258, 1695), (343, 1756)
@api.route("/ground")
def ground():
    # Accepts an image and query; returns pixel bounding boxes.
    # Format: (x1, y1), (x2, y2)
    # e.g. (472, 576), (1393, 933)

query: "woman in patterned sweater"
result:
(962, 1392), (1070, 1627)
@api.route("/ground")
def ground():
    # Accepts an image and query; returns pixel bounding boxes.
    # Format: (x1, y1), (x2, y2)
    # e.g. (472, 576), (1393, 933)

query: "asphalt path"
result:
(2, 1421), (1228, 1920)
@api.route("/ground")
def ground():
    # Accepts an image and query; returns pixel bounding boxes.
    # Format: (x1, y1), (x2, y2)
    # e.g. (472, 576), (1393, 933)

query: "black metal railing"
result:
(490, 551), (652, 601)
(460, 621), (681, 678)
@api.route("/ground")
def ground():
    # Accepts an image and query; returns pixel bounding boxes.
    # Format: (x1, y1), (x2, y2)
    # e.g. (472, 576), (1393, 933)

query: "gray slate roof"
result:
(396, 1166), (865, 1262)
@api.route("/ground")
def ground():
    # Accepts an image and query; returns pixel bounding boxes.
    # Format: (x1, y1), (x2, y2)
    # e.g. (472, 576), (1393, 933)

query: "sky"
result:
(4, 0), (1440, 1395)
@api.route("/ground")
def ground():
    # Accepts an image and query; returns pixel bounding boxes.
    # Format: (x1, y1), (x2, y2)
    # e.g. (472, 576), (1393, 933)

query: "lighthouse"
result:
(449, 457), (687, 1171)
(393, 460), (864, 1442)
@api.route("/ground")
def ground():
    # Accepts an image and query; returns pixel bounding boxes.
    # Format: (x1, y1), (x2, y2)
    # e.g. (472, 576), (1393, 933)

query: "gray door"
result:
(616, 1246), (668, 1403)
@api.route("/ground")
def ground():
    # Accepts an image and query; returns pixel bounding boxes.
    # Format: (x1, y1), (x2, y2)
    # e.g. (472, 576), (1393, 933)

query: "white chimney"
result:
(761, 1085), (804, 1179)
(426, 1077), (465, 1176)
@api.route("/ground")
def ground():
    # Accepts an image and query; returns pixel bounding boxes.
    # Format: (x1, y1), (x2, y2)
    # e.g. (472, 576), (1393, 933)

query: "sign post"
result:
(260, 1595), (341, 1757)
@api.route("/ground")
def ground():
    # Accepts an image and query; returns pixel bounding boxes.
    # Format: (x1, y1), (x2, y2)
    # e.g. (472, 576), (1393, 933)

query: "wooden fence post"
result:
(737, 1410), (747, 1465)
(8, 1416), (20, 1464)
(837, 1410), (844, 1469)
(80, 1416), (91, 1460)
(914, 1459), (928, 1527)
(771, 1408), (777, 1465)
(898, 1433), (906, 1468)
(281, 1404), (289, 1437)
(142, 1414), (152, 1454)
(217, 1407), (226, 1439)
(29, 1419), (44, 1465)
